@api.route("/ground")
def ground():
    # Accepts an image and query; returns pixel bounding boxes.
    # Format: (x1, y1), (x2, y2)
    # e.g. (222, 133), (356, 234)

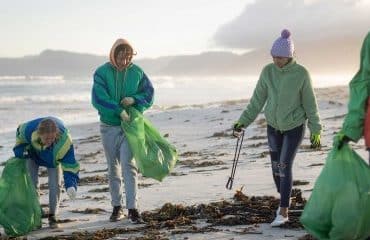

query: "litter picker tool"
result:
(226, 129), (245, 190)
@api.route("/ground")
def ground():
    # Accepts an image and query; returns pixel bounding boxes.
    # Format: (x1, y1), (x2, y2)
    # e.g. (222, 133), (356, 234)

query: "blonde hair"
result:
(37, 119), (59, 135)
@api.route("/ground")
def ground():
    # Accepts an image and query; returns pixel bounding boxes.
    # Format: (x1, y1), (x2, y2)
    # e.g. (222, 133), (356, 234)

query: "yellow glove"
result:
(310, 133), (321, 149)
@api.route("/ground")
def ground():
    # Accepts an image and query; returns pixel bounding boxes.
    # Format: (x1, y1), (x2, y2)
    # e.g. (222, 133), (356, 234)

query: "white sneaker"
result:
(270, 214), (289, 227)
(276, 207), (280, 215)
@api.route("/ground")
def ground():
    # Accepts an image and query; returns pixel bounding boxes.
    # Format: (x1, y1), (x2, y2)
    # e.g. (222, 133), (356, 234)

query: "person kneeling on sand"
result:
(233, 29), (322, 227)
(13, 117), (80, 229)
(334, 31), (370, 163)
(92, 38), (154, 223)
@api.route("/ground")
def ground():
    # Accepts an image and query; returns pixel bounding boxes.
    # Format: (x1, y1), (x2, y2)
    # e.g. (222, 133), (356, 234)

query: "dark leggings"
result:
(267, 124), (305, 208)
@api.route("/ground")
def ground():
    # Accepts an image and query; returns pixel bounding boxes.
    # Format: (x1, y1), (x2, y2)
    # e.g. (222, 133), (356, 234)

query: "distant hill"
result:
(0, 50), (105, 77)
(0, 39), (362, 78)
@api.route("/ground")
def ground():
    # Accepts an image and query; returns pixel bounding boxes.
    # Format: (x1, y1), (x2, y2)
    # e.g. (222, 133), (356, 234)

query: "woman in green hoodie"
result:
(233, 29), (322, 227)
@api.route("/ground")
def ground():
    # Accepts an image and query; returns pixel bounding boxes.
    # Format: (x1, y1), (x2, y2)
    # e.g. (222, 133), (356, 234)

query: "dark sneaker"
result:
(110, 206), (125, 222)
(48, 214), (60, 229)
(128, 208), (144, 224)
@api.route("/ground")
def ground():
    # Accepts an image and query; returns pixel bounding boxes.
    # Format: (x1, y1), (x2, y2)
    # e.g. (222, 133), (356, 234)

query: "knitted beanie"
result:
(270, 29), (294, 58)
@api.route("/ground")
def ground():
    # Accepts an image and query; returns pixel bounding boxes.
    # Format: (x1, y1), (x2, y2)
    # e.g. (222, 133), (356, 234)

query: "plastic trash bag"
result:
(300, 145), (370, 240)
(0, 157), (41, 236)
(121, 107), (178, 181)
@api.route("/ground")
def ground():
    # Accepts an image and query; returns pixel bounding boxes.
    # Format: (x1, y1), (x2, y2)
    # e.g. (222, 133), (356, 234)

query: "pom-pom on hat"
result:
(270, 29), (295, 58)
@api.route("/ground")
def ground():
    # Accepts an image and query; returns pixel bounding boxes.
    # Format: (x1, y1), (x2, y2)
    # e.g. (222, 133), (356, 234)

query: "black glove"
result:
(233, 122), (244, 132)
(232, 122), (244, 137)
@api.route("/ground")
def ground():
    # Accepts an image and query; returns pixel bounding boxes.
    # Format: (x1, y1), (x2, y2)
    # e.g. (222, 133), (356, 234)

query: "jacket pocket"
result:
(292, 107), (305, 122)
(264, 103), (273, 123)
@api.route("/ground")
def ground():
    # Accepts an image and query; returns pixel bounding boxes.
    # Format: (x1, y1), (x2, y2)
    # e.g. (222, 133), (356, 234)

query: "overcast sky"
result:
(1, 0), (369, 58)
(214, 0), (370, 50)
(0, 0), (250, 58)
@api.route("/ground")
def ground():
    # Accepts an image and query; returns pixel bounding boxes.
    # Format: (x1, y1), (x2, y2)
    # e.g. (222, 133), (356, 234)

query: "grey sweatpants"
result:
(27, 159), (62, 216)
(100, 123), (138, 209)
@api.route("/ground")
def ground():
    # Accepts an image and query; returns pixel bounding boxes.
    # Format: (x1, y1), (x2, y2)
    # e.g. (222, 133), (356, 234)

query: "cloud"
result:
(213, 0), (370, 49)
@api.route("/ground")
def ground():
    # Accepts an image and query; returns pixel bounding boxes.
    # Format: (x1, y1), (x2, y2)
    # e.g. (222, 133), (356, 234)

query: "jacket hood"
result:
(109, 38), (133, 69)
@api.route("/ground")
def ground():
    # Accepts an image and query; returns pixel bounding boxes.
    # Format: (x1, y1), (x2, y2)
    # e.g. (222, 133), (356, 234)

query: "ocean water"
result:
(0, 75), (259, 160)
(0, 73), (351, 161)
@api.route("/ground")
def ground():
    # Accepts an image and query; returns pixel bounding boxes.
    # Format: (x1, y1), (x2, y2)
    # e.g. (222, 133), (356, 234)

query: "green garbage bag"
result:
(121, 107), (178, 181)
(0, 157), (42, 236)
(300, 145), (370, 240)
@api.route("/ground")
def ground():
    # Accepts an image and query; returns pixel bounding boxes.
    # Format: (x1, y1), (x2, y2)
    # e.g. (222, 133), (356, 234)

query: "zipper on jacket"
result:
(122, 69), (127, 98)
(275, 74), (282, 129)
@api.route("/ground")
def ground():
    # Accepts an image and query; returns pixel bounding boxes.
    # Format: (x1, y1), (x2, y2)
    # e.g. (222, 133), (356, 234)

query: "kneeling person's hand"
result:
(67, 187), (76, 200)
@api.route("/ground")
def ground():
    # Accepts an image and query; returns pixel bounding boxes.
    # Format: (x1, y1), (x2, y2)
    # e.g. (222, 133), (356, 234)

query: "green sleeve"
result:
(302, 73), (322, 134)
(92, 72), (123, 116)
(238, 73), (268, 127)
(342, 72), (368, 141)
(132, 73), (154, 112)
(342, 33), (370, 141)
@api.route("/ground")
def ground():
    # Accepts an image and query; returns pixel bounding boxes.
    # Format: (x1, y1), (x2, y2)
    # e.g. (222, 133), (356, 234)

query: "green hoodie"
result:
(341, 32), (370, 141)
(238, 60), (322, 134)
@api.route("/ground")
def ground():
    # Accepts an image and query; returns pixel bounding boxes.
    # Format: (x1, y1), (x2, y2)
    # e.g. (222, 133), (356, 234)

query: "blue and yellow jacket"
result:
(13, 117), (80, 190)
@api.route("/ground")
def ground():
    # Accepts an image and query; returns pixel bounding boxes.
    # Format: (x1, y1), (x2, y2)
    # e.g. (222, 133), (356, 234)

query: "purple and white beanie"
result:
(270, 29), (294, 58)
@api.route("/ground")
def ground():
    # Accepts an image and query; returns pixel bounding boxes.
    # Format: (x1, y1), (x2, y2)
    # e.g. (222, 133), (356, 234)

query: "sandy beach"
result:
(1, 85), (368, 240)
(2, 0), (370, 239)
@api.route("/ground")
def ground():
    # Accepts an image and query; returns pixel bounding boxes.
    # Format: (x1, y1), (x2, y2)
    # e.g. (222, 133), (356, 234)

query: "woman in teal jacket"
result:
(234, 29), (322, 227)
(92, 38), (154, 224)
(13, 117), (80, 228)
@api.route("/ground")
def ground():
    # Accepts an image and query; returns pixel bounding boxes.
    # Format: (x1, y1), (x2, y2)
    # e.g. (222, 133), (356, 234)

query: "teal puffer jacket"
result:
(92, 62), (154, 126)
